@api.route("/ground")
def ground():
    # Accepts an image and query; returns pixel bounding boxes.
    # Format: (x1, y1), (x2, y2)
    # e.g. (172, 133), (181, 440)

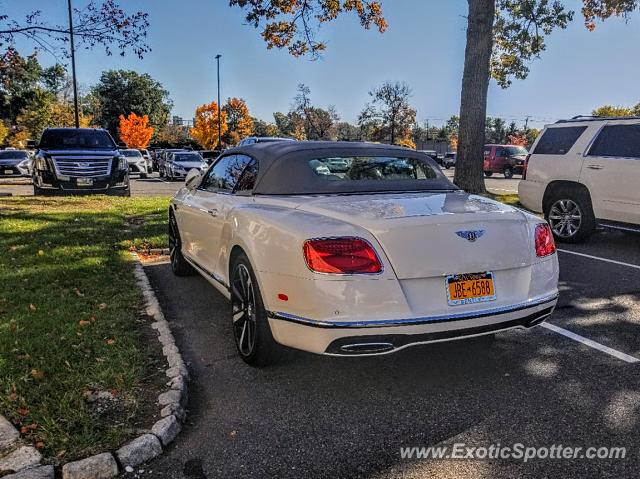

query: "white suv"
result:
(519, 116), (640, 242)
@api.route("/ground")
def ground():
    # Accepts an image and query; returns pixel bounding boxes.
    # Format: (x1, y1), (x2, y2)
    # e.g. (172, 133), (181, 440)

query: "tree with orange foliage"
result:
(190, 102), (227, 149)
(223, 98), (253, 146)
(449, 135), (458, 151)
(119, 113), (154, 148)
(507, 133), (528, 147)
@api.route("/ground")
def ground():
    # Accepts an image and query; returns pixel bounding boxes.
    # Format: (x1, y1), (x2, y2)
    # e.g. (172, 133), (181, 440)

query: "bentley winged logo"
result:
(456, 230), (485, 242)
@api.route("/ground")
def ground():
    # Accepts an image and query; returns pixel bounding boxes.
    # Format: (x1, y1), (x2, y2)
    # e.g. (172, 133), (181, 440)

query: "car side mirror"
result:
(185, 169), (202, 190)
(118, 142), (127, 149)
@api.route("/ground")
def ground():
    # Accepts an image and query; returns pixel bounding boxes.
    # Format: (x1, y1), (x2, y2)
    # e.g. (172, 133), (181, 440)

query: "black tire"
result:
(544, 187), (595, 243)
(159, 168), (165, 179)
(503, 166), (514, 179)
(33, 184), (44, 196)
(484, 171), (493, 177)
(444, 164), (451, 170)
(168, 211), (196, 276)
(230, 252), (287, 367)
(140, 173), (148, 179)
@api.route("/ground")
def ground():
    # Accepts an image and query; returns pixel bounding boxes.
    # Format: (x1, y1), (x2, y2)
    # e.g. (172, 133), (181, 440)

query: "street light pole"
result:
(67, 0), (80, 128)
(215, 54), (222, 150)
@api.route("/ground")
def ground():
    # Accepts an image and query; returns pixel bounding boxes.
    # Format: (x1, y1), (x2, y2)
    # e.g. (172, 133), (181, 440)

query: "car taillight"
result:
(303, 237), (382, 274)
(535, 223), (556, 257)
(522, 153), (531, 180)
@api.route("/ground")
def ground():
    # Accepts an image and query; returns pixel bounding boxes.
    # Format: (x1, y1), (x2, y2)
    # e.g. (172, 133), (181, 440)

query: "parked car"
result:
(483, 144), (528, 178)
(169, 141), (559, 366)
(0, 149), (30, 176)
(150, 148), (162, 171)
(158, 149), (187, 177)
(32, 128), (130, 196)
(519, 116), (640, 242)
(443, 152), (457, 169)
(238, 136), (295, 147)
(200, 150), (222, 165)
(138, 149), (152, 172)
(164, 151), (207, 181)
(121, 149), (150, 178)
(419, 149), (441, 165)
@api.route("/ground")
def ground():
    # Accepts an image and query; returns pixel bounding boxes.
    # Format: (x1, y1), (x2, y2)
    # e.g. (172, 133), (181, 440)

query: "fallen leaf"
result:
(35, 441), (44, 449)
(229, 430), (237, 438)
(89, 315), (97, 323)
(64, 360), (71, 369)
(20, 426), (28, 434)
(37, 250), (44, 256)
(29, 304), (37, 311)
(105, 338), (116, 345)
(79, 320), (91, 327)
(9, 320), (17, 332)
(56, 450), (66, 458)
(8, 392), (18, 402)
(17, 407), (29, 416)
(74, 288), (85, 297)
(30, 369), (45, 380)
(97, 303), (107, 310)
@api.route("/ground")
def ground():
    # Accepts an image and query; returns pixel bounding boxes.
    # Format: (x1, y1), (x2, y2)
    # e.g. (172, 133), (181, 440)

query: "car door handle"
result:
(587, 164), (603, 170)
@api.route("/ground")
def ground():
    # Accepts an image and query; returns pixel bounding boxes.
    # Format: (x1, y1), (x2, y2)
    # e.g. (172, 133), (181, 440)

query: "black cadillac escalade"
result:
(32, 128), (130, 196)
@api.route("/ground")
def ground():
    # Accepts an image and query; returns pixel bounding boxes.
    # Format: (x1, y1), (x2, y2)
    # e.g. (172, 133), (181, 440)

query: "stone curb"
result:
(0, 254), (188, 478)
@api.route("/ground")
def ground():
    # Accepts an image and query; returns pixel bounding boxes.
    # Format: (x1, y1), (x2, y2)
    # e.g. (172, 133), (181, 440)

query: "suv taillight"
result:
(522, 153), (531, 180)
(535, 223), (556, 257)
(303, 237), (382, 274)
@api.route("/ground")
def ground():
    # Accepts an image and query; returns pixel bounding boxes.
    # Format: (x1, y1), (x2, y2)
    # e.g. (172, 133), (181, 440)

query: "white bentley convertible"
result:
(169, 142), (559, 366)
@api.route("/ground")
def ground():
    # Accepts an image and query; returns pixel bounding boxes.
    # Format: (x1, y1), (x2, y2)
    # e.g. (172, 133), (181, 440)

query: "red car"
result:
(483, 144), (528, 179)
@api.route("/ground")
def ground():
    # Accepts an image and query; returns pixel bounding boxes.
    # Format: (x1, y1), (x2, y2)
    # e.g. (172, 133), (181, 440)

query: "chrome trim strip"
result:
(268, 293), (559, 329)
(184, 255), (229, 289)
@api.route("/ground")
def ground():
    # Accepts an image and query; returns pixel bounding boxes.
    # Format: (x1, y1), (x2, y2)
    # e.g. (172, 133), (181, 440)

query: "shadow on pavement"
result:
(141, 261), (640, 479)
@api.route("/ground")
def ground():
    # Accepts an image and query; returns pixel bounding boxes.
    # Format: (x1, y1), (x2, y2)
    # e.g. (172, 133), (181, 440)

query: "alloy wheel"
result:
(231, 264), (257, 357)
(548, 199), (582, 238)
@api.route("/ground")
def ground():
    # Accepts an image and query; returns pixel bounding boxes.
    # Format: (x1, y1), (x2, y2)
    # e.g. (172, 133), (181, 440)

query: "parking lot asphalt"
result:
(137, 229), (640, 479)
(442, 168), (521, 195)
(0, 173), (181, 197)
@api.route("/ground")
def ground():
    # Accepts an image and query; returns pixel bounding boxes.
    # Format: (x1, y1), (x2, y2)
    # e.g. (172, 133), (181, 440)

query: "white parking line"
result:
(548, 249), (640, 363)
(541, 322), (639, 363)
(558, 249), (640, 271)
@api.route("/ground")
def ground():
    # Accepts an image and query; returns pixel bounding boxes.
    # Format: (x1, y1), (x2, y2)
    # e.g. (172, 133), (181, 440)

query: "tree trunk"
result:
(453, 0), (495, 194)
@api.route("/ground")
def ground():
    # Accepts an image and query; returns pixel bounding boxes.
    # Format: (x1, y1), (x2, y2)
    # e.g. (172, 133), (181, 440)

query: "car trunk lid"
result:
(295, 191), (532, 279)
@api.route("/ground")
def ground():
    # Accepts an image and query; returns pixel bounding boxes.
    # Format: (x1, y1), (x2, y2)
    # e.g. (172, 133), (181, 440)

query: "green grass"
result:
(0, 196), (170, 462)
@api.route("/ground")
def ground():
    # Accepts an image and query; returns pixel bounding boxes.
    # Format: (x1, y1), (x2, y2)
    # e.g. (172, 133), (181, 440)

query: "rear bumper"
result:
(267, 292), (558, 356)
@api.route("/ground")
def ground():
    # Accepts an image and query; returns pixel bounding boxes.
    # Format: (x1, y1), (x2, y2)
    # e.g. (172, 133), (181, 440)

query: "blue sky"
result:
(3, 0), (640, 129)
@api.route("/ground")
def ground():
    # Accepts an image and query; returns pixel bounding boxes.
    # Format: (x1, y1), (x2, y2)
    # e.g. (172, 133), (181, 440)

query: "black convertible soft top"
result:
(222, 141), (456, 195)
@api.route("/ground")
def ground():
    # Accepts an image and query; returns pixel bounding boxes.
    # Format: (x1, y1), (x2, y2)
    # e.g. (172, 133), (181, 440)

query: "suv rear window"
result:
(533, 126), (587, 155)
(588, 124), (640, 159)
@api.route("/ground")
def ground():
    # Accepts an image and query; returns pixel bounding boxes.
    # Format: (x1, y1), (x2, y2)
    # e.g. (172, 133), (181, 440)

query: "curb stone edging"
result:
(0, 254), (188, 478)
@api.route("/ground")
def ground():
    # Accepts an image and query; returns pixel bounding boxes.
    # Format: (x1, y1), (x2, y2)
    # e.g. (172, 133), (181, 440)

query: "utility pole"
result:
(215, 54), (222, 150)
(524, 115), (530, 131)
(67, 0), (80, 128)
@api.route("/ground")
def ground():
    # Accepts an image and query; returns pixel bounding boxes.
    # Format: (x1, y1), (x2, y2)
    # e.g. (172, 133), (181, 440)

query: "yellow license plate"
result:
(446, 272), (496, 306)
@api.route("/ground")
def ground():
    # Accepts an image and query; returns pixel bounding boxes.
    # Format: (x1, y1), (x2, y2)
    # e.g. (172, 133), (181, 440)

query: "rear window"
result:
(588, 124), (640, 159)
(309, 156), (438, 182)
(533, 126), (587, 155)
(40, 129), (116, 150)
